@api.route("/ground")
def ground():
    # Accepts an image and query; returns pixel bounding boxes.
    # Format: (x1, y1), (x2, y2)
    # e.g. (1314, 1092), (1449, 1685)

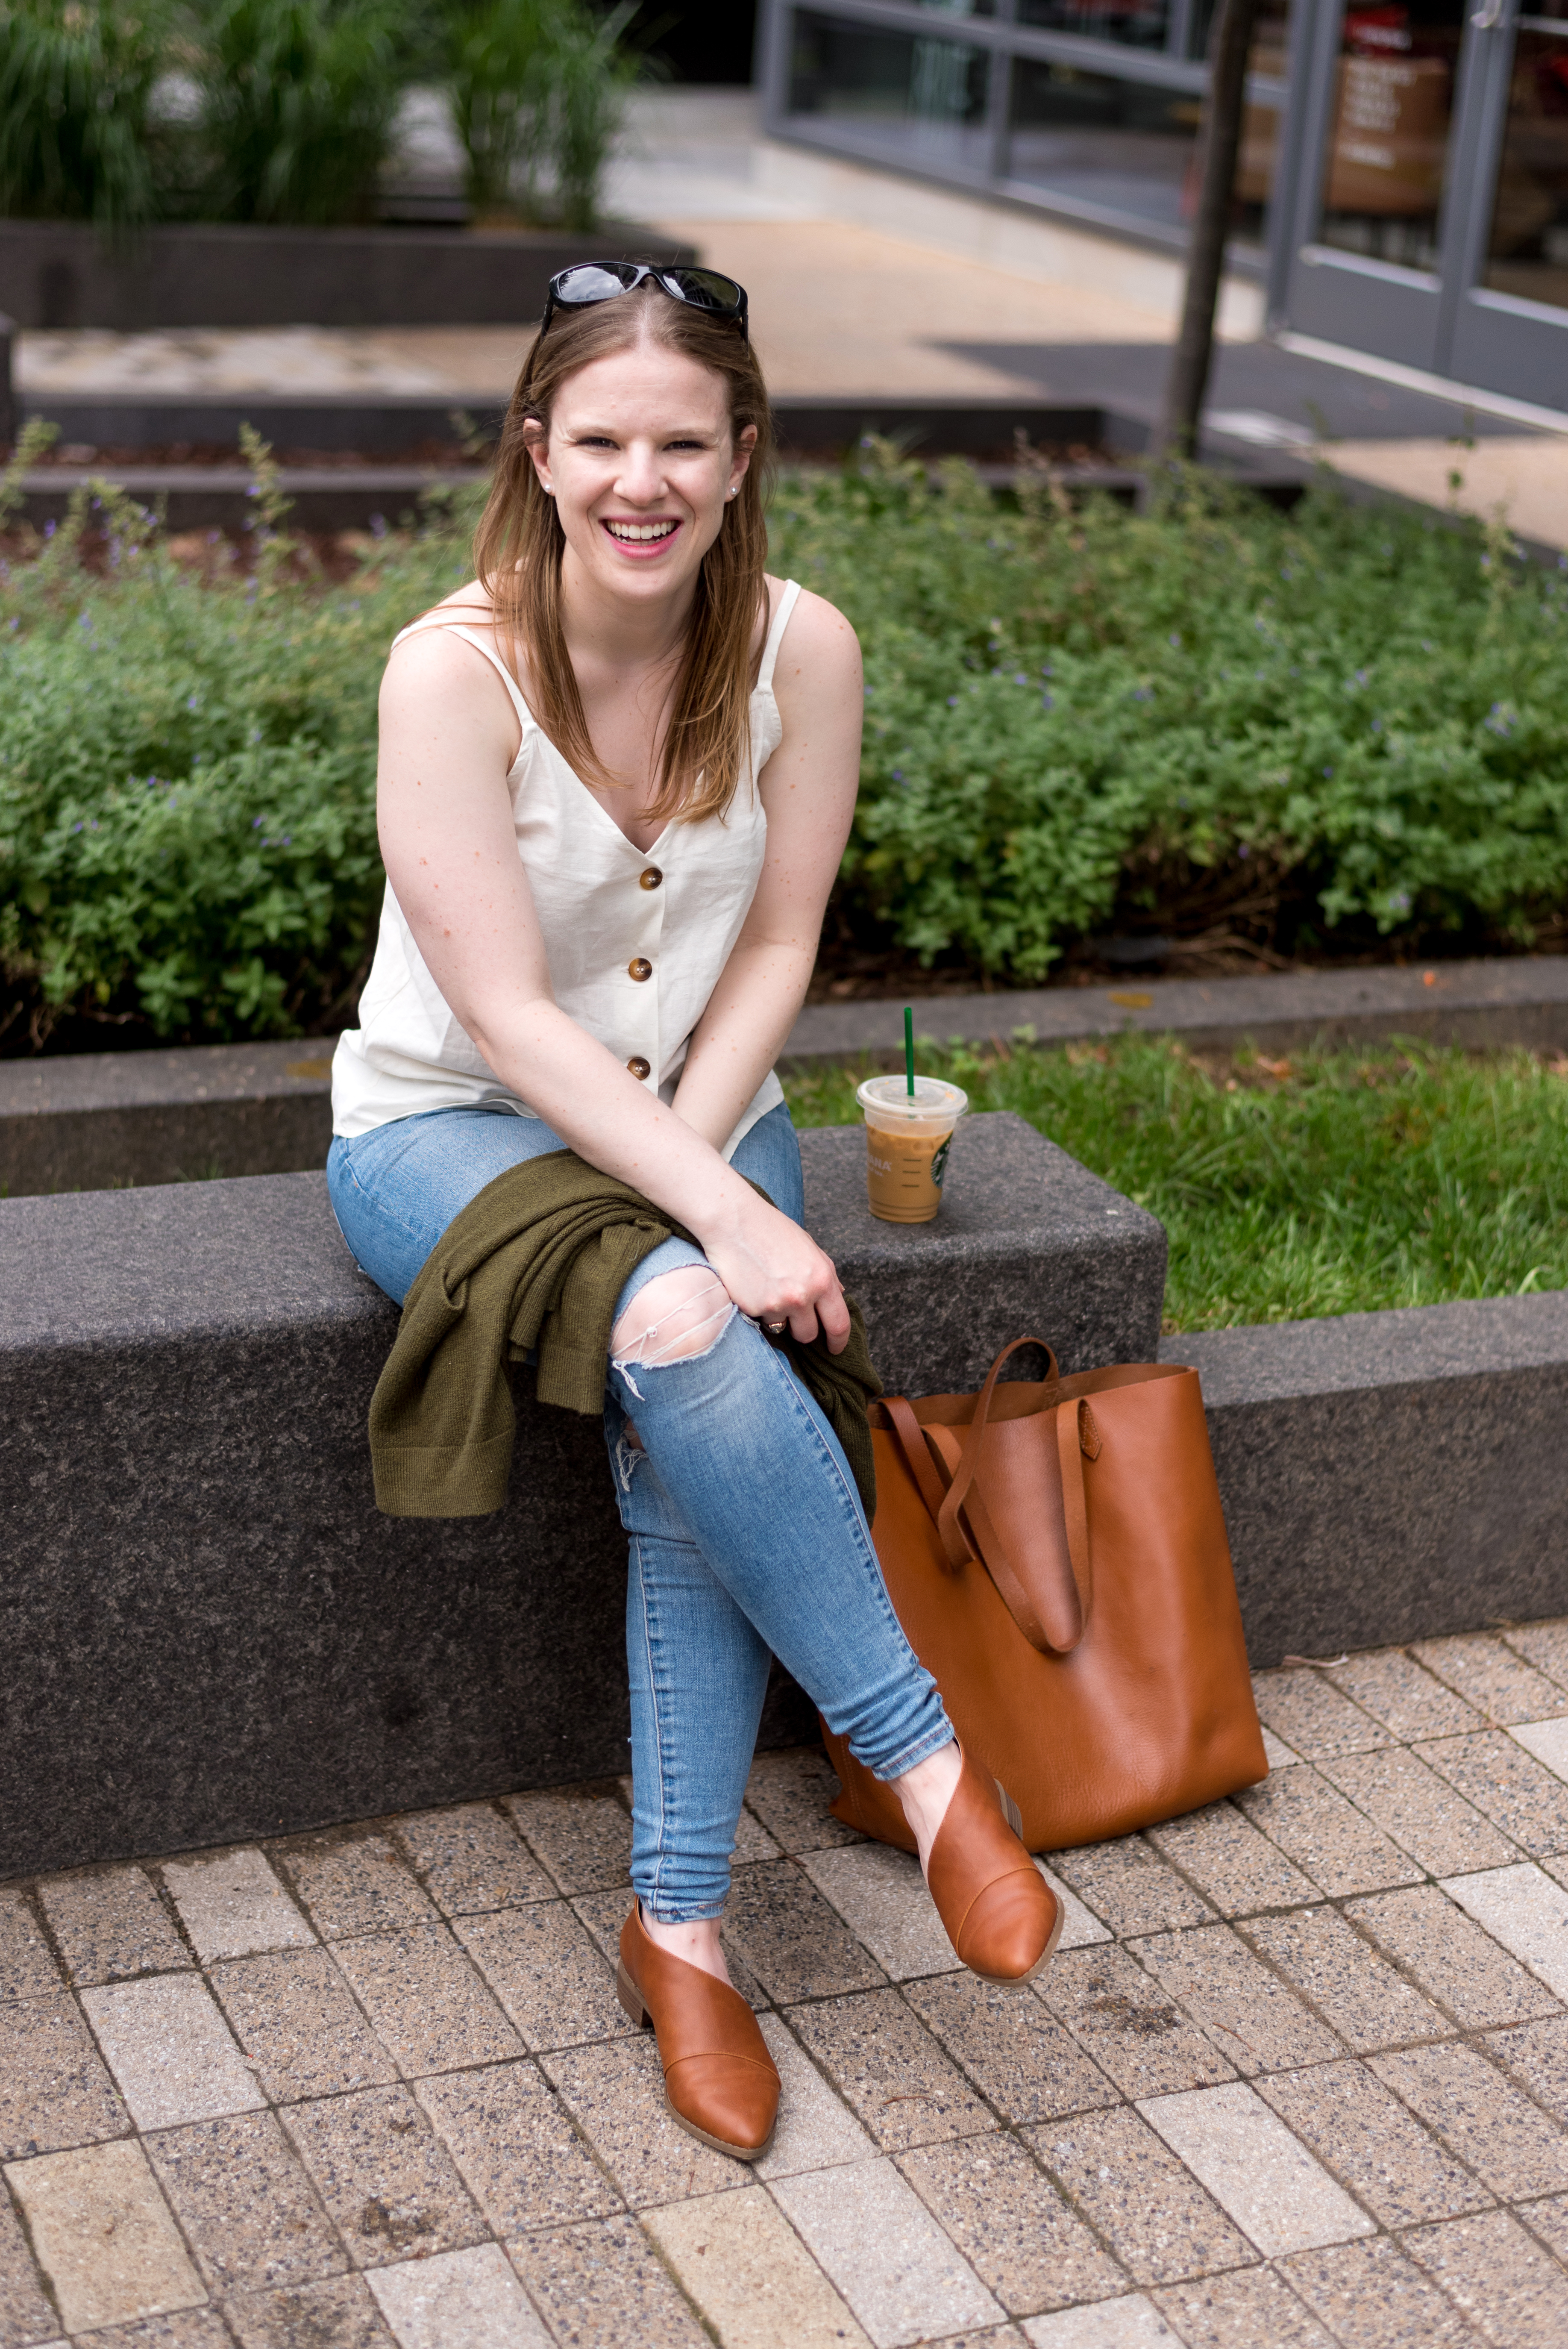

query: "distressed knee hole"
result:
(611, 1266), (735, 1375)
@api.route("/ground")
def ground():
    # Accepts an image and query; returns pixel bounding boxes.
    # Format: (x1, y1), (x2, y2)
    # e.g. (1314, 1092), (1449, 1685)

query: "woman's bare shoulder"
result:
(766, 575), (860, 690)
(384, 576), (500, 667)
(379, 583), (522, 734)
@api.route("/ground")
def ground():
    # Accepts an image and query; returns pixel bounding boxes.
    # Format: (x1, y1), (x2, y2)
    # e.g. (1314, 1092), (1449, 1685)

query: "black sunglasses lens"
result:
(552, 263), (641, 305)
(664, 268), (745, 315)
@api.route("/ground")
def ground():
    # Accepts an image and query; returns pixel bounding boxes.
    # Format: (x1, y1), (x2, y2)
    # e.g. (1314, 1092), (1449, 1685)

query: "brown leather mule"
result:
(926, 1745), (1063, 1984)
(617, 1904), (780, 2160)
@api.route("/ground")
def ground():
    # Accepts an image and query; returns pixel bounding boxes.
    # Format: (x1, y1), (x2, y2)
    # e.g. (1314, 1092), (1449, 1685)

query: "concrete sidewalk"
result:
(8, 1624), (1568, 2346)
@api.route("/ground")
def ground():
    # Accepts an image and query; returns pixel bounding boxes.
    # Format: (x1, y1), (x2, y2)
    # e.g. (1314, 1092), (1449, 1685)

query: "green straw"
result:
(904, 1004), (915, 1099)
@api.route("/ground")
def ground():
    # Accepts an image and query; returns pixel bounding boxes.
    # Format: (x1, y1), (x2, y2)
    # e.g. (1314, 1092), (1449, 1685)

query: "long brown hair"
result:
(472, 282), (775, 826)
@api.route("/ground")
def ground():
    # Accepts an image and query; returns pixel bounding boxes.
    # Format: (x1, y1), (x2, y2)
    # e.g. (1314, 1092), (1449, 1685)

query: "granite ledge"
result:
(0, 1036), (340, 1117)
(1163, 1290), (1568, 1403)
(0, 1113), (1168, 1375)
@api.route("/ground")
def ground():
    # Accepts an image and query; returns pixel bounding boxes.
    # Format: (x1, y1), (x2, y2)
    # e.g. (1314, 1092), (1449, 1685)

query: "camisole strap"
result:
(756, 580), (802, 694)
(392, 612), (535, 735)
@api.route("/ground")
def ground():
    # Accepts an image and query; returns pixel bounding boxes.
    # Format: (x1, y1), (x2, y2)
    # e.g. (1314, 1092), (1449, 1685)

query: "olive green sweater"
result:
(369, 1147), (880, 1520)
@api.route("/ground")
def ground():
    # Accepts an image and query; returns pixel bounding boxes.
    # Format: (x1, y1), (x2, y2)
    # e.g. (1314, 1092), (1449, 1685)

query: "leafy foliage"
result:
(0, 0), (170, 229)
(0, 0), (637, 232)
(768, 456), (1568, 978)
(194, 0), (408, 225)
(785, 1036), (1568, 1326)
(443, 0), (637, 225)
(0, 434), (485, 1044)
(2, 445), (1566, 1050)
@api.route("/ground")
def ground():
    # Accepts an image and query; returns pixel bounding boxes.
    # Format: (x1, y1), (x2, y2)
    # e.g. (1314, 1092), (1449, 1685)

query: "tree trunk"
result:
(1155, 0), (1264, 465)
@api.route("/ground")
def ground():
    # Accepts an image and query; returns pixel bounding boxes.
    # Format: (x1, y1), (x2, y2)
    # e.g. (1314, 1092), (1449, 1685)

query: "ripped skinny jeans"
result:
(326, 1100), (951, 1921)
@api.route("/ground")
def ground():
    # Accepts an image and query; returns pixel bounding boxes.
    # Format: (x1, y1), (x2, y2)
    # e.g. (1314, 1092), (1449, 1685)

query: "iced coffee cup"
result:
(857, 1075), (968, 1225)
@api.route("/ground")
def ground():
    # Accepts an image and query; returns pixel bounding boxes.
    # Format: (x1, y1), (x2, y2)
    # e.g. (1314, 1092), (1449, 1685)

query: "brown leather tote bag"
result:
(821, 1337), (1267, 1853)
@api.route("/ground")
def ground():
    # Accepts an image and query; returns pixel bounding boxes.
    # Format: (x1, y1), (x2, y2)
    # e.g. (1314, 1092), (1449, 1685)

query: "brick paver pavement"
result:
(9, 1624), (1568, 2345)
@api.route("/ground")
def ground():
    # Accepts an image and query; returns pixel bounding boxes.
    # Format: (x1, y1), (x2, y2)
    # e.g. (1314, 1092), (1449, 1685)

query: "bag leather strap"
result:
(934, 1336), (1060, 1573)
(882, 1394), (950, 1525)
(883, 1336), (1099, 1656)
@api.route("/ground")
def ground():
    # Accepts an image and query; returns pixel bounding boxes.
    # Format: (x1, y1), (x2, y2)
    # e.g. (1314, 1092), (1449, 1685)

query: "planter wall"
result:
(0, 220), (697, 331)
(7, 957), (1567, 1201)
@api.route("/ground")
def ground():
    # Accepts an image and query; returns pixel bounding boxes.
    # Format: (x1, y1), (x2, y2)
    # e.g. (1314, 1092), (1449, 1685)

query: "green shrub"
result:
(1, 445), (1566, 1048)
(442, 0), (635, 225)
(194, 0), (409, 225)
(0, 439), (485, 1042)
(768, 457), (1568, 977)
(549, 0), (637, 232)
(0, 0), (170, 230)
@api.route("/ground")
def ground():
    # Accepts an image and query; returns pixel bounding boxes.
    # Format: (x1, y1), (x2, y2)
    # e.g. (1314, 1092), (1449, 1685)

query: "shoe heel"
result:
(994, 1779), (1025, 1840)
(616, 1960), (650, 2029)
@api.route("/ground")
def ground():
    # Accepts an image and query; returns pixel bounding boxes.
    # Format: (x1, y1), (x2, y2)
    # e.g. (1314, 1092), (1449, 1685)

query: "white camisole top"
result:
(330, 579), (802, 1156)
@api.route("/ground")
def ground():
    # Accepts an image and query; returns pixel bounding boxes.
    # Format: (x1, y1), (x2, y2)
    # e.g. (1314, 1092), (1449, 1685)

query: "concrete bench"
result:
(0, 1112), (1163, 1877)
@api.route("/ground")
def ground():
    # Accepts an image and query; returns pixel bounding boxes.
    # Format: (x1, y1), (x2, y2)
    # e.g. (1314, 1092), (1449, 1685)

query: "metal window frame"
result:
(759, 0), (1291, 270)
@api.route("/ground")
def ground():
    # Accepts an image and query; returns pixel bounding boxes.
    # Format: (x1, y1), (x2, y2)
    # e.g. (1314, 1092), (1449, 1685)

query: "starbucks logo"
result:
(930, 1137), (951, 1189)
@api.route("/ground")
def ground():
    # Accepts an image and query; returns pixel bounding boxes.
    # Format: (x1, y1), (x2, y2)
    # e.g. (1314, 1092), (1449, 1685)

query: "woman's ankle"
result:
(637, 1906), (732, 1986)
(891, 1737), (963, 1873)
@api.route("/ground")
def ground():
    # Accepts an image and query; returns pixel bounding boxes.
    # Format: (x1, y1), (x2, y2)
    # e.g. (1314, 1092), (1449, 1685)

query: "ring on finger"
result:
(766, 1320), (787, 1335)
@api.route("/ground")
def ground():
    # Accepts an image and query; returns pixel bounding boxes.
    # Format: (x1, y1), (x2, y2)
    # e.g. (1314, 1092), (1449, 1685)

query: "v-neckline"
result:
(531, 725), (675, 861)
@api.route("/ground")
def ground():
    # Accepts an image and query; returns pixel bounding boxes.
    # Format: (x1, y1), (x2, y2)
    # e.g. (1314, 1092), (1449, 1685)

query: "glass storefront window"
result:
(1235, 7), (1297, 239)
(787, 11), (992, 176)
(1482, 5), (1568, 313)
(1015, 0), (1170, 51)
(1313, 0), (1462, 273)
(780, 0), (1291, 248)
(1007, 7), (1288, 241)
(1006, 58), (1201, 232)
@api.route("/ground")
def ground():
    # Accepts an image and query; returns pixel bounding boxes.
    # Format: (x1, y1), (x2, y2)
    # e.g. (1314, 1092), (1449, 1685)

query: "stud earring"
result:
(728, 486), (738, 498)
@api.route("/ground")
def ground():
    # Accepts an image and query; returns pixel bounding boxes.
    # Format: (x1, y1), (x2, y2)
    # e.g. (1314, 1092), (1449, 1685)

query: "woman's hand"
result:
(696, 1187), (851, 1353)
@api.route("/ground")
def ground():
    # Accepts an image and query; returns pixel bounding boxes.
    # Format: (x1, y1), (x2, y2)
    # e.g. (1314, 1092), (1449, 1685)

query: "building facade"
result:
(758, 0), (1568, 407)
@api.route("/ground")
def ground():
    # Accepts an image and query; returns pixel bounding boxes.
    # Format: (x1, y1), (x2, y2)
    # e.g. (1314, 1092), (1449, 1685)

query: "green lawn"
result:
(783, 1036), (1568, 1331)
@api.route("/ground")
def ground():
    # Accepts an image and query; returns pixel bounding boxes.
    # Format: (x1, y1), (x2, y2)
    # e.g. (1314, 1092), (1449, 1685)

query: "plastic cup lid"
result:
(856, 1075), (968, 1120)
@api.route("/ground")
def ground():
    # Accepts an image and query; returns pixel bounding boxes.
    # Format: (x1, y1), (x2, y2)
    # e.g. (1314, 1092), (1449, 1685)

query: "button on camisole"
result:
(331, 579), (803, 1157)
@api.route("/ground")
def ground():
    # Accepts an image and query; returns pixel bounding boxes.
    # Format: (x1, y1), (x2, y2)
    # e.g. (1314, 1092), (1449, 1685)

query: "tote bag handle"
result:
(882, 1337), (1098, 1656)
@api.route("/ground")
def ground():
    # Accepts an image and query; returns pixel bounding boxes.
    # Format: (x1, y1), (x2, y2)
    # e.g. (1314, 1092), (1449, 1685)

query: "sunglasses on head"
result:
(540, 262), (749, 341)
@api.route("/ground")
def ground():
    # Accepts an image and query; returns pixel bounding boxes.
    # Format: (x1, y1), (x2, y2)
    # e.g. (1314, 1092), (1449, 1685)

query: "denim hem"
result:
(637, 1901), (729, 1924)
(866, 1717), (957, 1784)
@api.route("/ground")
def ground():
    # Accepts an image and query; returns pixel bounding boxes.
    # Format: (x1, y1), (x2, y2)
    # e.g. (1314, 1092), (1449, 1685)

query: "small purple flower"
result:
(253, 816), (264, 828)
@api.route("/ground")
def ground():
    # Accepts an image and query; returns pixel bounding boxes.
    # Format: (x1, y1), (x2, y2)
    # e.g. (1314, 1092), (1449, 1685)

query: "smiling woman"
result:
(320, 263), (1063, 2165)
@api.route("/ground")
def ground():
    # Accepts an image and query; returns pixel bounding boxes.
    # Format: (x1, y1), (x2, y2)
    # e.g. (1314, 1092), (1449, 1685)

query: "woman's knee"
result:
(611, 1265), (736, 1369)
